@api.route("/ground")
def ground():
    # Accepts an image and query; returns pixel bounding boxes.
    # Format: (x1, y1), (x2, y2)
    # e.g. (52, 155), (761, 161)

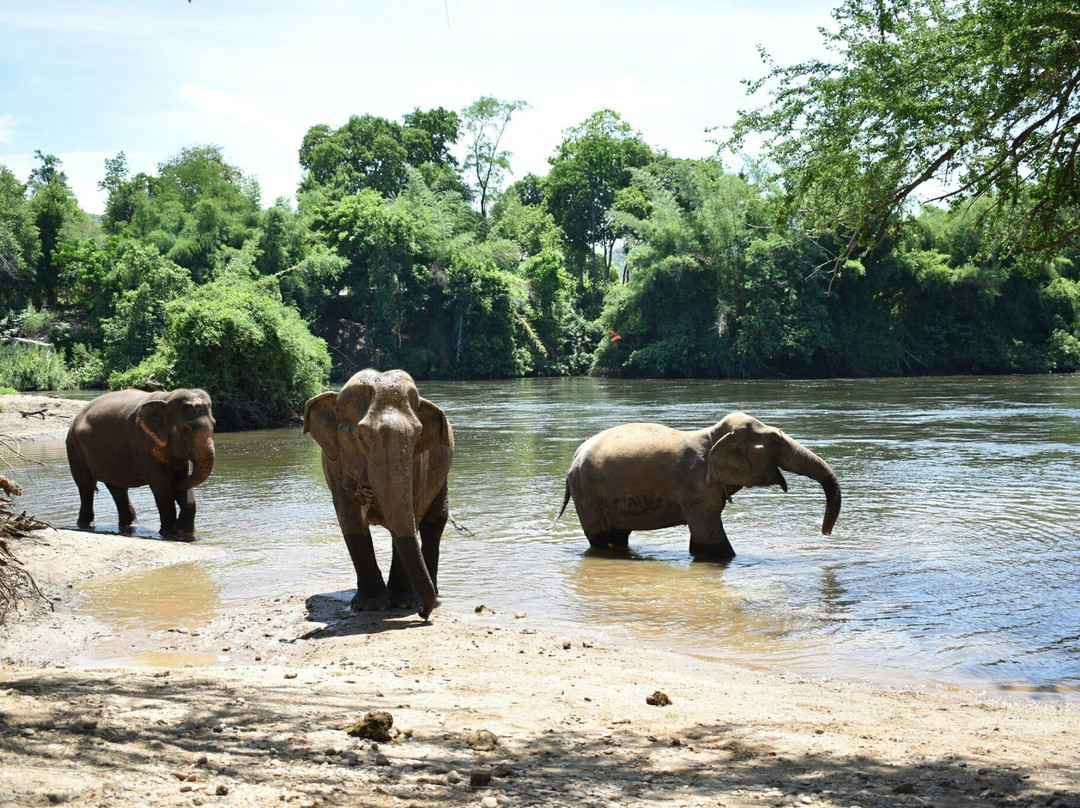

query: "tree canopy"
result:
(728, 0), (1080, 270)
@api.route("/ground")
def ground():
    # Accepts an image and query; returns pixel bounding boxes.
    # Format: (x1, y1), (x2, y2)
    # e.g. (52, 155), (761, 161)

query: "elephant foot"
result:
(350, 589), (390, 612)
(77, 521), (95, 531)
(158, 525), (196, 542)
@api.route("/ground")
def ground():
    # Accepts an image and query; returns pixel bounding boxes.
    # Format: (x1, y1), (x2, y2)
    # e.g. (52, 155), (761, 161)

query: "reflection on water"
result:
(8, 375), (1080, 694)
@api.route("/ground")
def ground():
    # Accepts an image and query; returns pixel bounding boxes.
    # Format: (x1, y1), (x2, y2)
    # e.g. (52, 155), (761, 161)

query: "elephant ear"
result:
(706, 432), (754, 488)
(416, 397), (453, 460)
(303, 392), (341, 461)
(136, 399), (172, 465)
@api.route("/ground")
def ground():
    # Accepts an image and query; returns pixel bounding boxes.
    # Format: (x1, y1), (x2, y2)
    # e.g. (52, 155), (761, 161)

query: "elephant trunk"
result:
(392, 532), (437, 620)
(368, 429), (436, 620)
(779, 437), (841, 535)
(176, 436), (215, 491)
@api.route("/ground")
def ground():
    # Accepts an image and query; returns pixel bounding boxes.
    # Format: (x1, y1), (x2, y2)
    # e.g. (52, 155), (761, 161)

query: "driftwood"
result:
(0, 445), (50, 619)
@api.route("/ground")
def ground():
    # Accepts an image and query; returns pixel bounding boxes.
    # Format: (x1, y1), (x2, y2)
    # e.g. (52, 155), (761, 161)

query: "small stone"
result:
(283, 672), (298, 680)
(646, 691), (672, 706)
(470, 769), (492, 787)
(375, 753), (390, 766)
(215, 785), (229, 796)
(446, 770), (462, 784)
(481, 798), (498, 808)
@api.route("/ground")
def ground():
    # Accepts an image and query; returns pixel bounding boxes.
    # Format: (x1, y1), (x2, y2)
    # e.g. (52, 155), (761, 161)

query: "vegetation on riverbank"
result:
(2, 1), (1078, 429)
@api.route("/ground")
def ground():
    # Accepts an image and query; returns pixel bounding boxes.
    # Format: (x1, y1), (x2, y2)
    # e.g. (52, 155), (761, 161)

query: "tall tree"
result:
(0, 165), (41, 311)
(461, 96), (528, 218)
(300, 108), (466, 201)
(27, 151), (81, 306)
(727, 0), (1080, 271)
(543, 110), (653, 289)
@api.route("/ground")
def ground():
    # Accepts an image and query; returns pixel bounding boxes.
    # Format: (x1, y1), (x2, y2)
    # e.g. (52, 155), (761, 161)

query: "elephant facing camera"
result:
(65, 387), (216, 540)
(303, 368), (454, 621)
(556, 412), (840, 559)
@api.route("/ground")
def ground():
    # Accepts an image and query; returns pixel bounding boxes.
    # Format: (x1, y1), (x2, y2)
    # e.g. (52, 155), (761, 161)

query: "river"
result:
(8, 375), (1080, 695)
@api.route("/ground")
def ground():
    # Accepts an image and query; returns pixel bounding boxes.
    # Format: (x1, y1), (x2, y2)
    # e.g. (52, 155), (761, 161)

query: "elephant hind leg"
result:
(106, 485), (137, 529)
(587, 528), (631, 550)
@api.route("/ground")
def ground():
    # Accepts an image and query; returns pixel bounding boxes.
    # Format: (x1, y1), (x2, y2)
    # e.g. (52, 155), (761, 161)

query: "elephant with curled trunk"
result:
(304, 369), (453, 620)
(66, 388), (216, 539)
(557, 412), (840, 559)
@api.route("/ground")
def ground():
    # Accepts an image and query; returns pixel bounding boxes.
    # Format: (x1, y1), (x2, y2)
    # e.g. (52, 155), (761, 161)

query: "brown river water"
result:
(9, 376), (1080, 695)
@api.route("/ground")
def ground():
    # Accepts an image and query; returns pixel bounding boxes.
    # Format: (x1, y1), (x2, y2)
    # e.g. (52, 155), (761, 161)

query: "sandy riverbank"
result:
(1, 395), (1078, 807)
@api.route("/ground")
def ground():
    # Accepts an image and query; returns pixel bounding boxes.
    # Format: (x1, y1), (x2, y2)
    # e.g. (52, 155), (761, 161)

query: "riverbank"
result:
(0, 393), (85, 444)
(0, 528), (1077, 808)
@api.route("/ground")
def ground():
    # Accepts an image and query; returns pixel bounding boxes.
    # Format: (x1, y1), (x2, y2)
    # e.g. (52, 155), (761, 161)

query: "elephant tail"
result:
(552, 479), (572, 529)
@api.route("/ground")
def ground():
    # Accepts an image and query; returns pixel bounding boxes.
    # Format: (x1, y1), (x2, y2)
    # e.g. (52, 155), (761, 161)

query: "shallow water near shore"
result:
(9, 375), (1080, 695)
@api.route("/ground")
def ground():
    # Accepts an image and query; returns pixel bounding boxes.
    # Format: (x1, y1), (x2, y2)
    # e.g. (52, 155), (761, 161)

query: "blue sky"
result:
(0, 1), (837, 214)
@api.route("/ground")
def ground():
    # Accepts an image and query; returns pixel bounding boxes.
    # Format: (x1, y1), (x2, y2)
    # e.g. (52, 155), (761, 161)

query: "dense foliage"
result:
(2, 23), (1079, 431)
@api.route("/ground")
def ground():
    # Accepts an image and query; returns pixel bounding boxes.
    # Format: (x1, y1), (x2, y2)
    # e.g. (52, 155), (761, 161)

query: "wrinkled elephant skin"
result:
(304, 369), (454, 620)
(557, 412), (840, 559)
(66, 388), (216, 539)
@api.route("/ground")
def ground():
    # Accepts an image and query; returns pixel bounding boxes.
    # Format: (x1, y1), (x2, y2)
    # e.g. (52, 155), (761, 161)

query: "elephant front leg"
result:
(106, 485), (137, 531)
(343, 530), (390, 610)
(174, 488), (196, 536)
(687, 508), (736, 560)
(148, 470), (181, 538)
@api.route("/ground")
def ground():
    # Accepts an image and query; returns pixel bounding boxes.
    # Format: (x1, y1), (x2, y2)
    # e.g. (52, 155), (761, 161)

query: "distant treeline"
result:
(2, 99), (1078, 428)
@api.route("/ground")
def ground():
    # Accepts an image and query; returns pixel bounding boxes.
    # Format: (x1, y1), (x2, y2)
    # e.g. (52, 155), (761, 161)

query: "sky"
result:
(0, 1), (838, 215)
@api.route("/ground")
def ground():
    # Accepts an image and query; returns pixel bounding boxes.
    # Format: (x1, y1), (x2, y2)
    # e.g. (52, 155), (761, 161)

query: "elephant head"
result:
(304, 369), (452, 619)
(136, 388), (216, 491)
(706, 412), (841, 535)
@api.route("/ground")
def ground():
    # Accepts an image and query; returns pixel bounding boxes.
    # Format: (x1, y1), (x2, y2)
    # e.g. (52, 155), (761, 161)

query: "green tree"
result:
(113, 276), (331, 429)
(728, 0), (1080, 270)
(0, 165), (41, 311)
(299, 108), (465, 201)
(461, 96), (528, 218)
(543, 110), (653, 290)
(27, 152), (83, 306)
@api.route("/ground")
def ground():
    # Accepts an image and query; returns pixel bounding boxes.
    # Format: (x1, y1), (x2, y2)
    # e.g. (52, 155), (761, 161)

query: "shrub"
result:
(0, 343), (74, 391)
(112, 277), (331, 429)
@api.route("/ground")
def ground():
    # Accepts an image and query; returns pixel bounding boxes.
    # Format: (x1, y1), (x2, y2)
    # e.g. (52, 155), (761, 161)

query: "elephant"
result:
(65, 387), (216, 539)
(556, 412), (840, 559)
(303, 369), (454, 620)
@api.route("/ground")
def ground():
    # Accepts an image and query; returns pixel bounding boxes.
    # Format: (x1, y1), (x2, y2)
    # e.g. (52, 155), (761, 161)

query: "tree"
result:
(27, 151), (82, 306)
(543, 110), (653, 289)
(299, 108), (466, 201)
(461, 96), (528, 218)
(113, 276), (331, 429)
(727, 0), (1080, 271)
(0, 166), (41, 311)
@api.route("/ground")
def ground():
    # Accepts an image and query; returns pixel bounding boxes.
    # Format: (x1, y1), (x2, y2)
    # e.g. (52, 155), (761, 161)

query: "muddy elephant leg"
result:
(687, 510), (736, 559)
(72, 469), (96, 529)
(174, 488), (196, 535)
(328, 488), (388, 610)
(147, 469), (180, 537)
(105, 485), (137, 530)
(586, 528), (631, 550)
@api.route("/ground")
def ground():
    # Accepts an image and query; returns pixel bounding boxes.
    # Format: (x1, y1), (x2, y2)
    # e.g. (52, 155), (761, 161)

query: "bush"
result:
(112, 277), (331, 429)
(0, 343), (74, 391)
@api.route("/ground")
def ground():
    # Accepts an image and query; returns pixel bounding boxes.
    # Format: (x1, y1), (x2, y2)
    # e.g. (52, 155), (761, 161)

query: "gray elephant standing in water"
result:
(557, 412), (840, 558)
(66, 387), (216, 539)
(304, 369), (453, 620)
